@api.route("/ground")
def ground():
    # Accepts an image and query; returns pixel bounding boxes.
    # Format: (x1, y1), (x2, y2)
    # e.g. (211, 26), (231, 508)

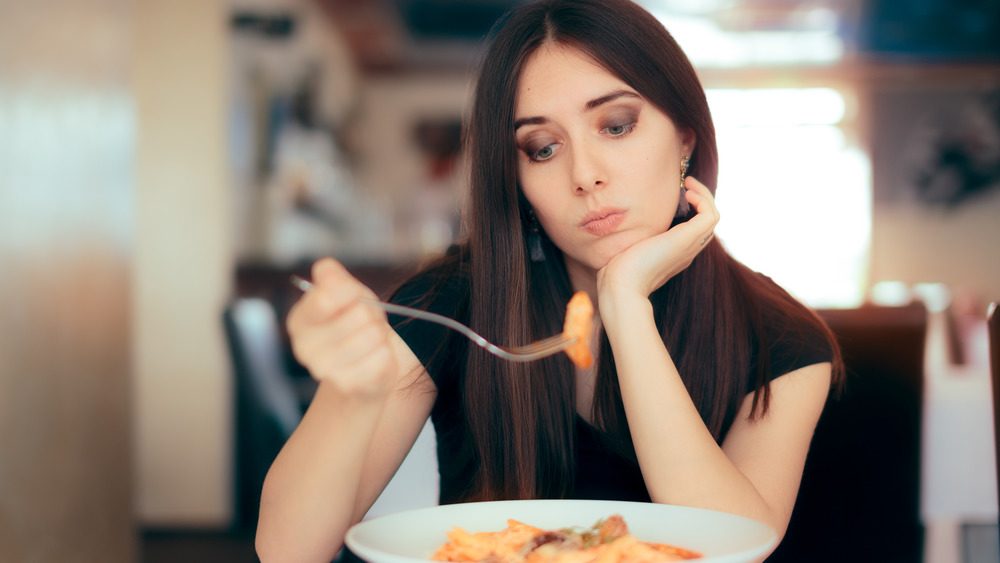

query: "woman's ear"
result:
(681, 128), (696, 158)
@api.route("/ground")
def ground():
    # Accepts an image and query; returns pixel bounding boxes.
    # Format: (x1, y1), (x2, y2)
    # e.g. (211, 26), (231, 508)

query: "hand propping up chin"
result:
(597, 176), (720, 310)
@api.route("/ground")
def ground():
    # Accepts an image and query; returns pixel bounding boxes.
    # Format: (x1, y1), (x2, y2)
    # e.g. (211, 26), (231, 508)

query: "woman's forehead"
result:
(515, 44), (632, 116)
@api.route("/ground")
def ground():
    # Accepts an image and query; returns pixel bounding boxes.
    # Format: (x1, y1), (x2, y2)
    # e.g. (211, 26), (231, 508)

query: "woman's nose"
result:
(570, 139), (606, 193)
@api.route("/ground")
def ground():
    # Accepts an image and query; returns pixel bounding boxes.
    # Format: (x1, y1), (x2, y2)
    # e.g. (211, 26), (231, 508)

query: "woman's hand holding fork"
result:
(287, 258), (399, 400)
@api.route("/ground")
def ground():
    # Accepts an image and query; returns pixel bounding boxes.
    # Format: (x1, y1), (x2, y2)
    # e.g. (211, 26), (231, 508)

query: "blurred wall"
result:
(0, 0), (136, 560)
(865, 68), (1000, 305)
(133, 0), (233, 526)
(352, 73), (471, 257)
(873, 199), (1000, 302)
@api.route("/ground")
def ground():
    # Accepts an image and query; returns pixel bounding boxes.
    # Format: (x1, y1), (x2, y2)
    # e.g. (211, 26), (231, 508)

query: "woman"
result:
(256, 1), (842, 561)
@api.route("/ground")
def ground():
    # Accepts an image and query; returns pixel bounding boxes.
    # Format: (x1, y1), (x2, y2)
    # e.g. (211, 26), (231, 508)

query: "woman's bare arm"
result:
(594, 178), (830, 541)
(601, 293), (830, 541)
(255, 259), (437, 563)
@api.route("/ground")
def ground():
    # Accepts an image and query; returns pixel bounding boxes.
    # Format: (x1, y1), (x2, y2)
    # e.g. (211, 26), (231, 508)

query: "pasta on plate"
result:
(431, 514), (701, 562)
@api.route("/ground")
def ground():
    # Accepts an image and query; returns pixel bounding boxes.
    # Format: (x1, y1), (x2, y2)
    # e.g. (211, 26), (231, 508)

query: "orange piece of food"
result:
(562, 291), (594, 369)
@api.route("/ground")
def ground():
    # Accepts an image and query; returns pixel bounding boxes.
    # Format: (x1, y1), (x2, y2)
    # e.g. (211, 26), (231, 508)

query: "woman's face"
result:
(514, 44), (694, 278)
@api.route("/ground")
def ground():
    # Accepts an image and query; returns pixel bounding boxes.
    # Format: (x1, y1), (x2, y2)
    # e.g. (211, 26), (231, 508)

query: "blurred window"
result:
(641, 3), (845, 68)
(639, 3), (869, 306)
(707, 87), (870, 308)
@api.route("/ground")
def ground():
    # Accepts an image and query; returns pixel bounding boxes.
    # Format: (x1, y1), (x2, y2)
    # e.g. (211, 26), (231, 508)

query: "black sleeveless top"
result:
(387, 266), (833, 505)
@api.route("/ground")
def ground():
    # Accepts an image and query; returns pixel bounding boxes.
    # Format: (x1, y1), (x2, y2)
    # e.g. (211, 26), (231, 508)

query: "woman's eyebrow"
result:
(514, 89), (641, 131)
(514, 116), (547, 131)
(584, 89), (640, 111)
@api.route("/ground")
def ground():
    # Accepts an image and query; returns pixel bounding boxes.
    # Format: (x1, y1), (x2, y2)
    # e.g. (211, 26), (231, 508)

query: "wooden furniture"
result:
(768, 303), (928, 562)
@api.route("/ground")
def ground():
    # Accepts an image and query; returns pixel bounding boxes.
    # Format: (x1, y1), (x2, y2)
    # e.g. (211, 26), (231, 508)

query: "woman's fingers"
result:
(292, 302), (384, 367)
(683, 176), (720, 246)
(296, 259), (376, 323)
(305, 321), (396, 395)
(598, 175), (723, 299)
(287, 258), (398, 398)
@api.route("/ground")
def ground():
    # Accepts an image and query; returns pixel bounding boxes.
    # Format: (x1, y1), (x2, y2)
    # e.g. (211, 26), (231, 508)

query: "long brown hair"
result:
(414, 0), (842, 502)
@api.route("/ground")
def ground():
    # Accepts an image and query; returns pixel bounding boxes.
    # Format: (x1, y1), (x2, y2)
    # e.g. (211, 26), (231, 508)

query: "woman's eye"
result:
(603, 122), (635, 136)
(529, 144), (557, 161)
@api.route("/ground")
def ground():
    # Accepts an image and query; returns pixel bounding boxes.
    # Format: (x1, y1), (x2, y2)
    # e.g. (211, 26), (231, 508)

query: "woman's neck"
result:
(566, 259), (599, 310)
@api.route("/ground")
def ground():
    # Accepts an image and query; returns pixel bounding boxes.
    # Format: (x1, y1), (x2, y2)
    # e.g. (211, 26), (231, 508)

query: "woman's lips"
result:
(580, 209), (626, 236)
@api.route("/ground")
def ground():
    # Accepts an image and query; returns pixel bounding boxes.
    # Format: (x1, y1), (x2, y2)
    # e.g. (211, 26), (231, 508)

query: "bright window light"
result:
(643, 13), (844, 67)
(706, 88), (846, 126)
(707, 88), (870, 308)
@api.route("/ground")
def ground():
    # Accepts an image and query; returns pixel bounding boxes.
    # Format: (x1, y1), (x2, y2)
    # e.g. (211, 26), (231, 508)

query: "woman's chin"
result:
(595, 237), (642, 266)
(572, 247), (628, 273)
(560, 234), (644, 274)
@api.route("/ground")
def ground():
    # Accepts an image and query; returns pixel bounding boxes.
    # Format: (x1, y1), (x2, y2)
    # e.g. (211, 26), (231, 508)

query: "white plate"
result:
(346, 499), (777, 563)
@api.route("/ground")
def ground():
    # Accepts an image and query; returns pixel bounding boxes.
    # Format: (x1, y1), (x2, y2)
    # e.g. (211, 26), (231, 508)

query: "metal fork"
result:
(290, 275), (575, 362)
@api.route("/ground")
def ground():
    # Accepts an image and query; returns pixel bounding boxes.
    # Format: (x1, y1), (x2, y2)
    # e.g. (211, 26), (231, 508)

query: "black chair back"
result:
(224, 297), (304, 531)
(768, 303), (928, 562)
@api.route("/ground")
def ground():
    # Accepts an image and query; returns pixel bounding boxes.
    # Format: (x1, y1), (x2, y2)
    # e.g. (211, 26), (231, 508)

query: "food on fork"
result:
(431, 514), (701, 562)
(562, 291), (594, 369)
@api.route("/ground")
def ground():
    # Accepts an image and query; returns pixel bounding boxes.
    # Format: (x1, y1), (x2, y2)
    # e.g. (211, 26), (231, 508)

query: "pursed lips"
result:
(579, 207), (627, 236)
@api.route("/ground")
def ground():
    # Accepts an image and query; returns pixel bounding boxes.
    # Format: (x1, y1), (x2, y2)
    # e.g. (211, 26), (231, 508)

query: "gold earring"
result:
(680, 156), (690, 190)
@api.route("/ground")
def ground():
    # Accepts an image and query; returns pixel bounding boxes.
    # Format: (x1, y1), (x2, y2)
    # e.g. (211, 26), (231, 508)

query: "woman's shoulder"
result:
(751, 273), (835, 379)
(387, 244), (471, 381)
(390, 244), (470, 313)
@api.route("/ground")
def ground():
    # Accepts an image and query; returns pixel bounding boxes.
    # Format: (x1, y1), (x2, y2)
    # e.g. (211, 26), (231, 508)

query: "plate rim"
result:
(345, 499), (778, 563)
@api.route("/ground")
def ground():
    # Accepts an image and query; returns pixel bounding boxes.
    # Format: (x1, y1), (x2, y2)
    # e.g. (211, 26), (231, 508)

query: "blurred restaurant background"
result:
(1, 0), (999, 561)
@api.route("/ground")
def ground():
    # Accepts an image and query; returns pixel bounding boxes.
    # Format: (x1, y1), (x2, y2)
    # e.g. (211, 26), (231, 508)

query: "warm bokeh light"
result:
(642, 4), (845, 67)
(708, 88), (870, 308)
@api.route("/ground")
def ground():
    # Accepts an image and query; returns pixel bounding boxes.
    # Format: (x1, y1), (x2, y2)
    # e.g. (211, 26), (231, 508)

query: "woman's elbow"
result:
(254, 530), (279, 563)
(255, 527), (336, 563)
(255, 496), (344, 563)
(254, 496), (303, 563)
(255, 505), (288, 563)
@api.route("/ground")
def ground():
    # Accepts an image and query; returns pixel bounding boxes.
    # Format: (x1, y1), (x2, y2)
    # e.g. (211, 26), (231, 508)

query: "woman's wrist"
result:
(597, 285), (654, 333)
(311, 379), (393, 416)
